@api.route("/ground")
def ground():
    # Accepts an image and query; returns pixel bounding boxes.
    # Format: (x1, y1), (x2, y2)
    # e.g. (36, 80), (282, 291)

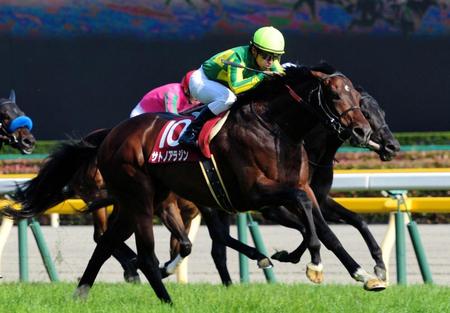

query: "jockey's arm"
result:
(226, 57), (265, 94)
(163, 91), (180, 114)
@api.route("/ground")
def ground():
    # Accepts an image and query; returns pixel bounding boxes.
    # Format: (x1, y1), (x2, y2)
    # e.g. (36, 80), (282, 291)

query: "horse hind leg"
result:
(210, 210), (232, 286)
(74, 208), (134, 300)
(92, 208), (140, 283)
(112, 242), (140, 283)
(134, 214), (172, 304)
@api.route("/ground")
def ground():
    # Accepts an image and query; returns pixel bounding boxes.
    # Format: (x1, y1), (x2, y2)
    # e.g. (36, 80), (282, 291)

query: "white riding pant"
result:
(189, 66), (237, 116)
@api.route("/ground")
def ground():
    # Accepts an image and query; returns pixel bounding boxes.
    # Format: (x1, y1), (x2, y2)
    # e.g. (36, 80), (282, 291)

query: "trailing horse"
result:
(5, 64), (375, 303)
(267, 87), (400, 280)
(0, 90), (35, 154)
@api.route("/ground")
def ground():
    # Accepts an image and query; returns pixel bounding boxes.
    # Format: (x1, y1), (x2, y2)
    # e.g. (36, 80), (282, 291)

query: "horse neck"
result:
(237, 93), (321, 144)
(304, 124), (343, 168)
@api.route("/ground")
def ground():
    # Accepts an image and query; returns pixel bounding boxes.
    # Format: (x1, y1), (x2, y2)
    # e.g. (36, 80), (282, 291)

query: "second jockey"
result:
(130, 70), (200, 117)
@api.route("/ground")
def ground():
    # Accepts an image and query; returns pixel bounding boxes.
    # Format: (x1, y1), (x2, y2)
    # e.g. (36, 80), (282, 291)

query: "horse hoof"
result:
(124, 272), (141, 284)
(306, 263), (324, 284)
(257, 258), (273, 269)
(374, 266), (387, 281)
(160, 267), (170, 279)
(73, 284), (90, 301)
(271, 250), (300, 263)
(364, 278), (387, 292)
(271, 250), (289, 262)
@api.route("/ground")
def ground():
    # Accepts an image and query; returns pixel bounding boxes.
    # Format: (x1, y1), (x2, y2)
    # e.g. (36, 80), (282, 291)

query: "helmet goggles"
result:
(256, 48), (281, 62)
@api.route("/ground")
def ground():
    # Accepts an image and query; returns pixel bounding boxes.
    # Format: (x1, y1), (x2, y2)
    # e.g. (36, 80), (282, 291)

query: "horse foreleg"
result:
(158, 199), (192, 278)
(75, 210), (134, 300)
(312, 207), (386, 291)
(159, 201), (192, 258)
(200, 206), (273, 269)
(324, 196), (386, 280)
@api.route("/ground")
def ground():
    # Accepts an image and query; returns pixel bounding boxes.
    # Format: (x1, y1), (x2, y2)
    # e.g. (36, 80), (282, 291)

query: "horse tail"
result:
(3, 129), (111, 219)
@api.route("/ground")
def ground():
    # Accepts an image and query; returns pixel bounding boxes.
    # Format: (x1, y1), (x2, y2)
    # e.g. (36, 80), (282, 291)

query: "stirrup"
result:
(179, 131), (198, 148)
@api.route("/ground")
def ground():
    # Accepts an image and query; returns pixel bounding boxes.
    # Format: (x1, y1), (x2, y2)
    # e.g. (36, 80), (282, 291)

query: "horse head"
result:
(355, 89), (400, 161)
(0, 91), (36, 154)
(239, 63), (372, 146)
(299, 64), (372, 146)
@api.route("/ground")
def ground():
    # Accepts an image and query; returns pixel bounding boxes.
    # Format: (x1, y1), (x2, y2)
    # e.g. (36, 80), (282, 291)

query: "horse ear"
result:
(9, 89), (16, 102)
(310, 70), (328, 80)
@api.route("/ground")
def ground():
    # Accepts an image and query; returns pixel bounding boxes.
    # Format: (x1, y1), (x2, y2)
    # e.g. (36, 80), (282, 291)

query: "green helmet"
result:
(251, 26), (285, 55)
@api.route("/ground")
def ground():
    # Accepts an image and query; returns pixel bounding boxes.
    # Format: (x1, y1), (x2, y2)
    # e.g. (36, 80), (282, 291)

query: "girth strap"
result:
(199, 154), (235, 213)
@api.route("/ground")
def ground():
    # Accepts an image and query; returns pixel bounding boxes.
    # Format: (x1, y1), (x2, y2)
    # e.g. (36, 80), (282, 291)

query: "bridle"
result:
(0, 100), (33, 146)
(285, 72), (362, 138)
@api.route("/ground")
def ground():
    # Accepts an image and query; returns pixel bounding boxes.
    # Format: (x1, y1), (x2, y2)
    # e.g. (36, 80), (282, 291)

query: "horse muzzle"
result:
(350, 125), (372, 147)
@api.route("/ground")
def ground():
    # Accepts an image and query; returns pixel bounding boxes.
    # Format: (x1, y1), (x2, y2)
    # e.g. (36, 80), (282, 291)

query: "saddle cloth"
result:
(148, 112), (229, 164)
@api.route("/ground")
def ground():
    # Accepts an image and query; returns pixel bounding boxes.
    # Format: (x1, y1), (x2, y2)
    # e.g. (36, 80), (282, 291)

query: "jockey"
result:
(130, 70), (200, 117)
(178, 26), (285, 148)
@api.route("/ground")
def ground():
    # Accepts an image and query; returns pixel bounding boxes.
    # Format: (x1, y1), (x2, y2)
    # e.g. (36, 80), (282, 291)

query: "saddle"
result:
(148, 111), (229, 164)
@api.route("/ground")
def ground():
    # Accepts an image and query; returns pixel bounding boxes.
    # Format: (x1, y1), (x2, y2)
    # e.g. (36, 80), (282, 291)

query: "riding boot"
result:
(179, 106), (216, 148)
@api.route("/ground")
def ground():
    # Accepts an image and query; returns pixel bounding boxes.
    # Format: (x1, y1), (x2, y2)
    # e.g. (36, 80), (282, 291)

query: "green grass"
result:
(0, 283), (449, 313)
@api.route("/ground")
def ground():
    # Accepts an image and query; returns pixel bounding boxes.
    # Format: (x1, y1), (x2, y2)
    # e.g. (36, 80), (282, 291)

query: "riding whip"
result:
(221, 59), (269, 75)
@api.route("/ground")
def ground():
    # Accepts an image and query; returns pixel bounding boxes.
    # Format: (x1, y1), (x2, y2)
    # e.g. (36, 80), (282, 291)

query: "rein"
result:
(250, 70), (362, 143)
(0, 122), (18, 144)
(287, 74), (352, 136)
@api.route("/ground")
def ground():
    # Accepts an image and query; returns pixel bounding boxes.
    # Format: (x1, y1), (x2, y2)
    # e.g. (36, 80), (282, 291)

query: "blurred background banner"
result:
(0, 1), (449, 139)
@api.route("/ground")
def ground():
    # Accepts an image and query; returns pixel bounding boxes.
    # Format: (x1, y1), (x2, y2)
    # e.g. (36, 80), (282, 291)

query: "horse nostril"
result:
(22, 138), (35, 147)
(352, 127), (365, 139)
(385, 143), (398, 153)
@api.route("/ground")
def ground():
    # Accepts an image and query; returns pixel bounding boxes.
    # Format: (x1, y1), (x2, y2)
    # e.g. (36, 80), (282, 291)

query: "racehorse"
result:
(267, 87), (400, 279)
(0, 90), (35, 154)
(156, 86), (399, 284)
(5, 64), (375, 303)
(0, 90), (35, 278)
(79, 74), (400, 284)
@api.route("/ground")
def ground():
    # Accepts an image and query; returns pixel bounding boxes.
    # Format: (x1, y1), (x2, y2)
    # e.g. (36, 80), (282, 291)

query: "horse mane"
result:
(234, 64), (312, 107)
(234, 61), (339, 108)
(310, 61), (338, 75)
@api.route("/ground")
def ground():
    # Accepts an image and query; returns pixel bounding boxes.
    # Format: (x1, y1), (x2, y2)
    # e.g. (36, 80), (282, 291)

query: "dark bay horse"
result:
(267, 87), (400, 279)
(0, 91), (35, 154)
(5, 65), (374, 303)
(157, 86), (399, 285)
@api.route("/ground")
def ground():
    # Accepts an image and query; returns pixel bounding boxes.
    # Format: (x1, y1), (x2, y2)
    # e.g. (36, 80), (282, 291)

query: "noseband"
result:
(0, 100), (33, 145)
